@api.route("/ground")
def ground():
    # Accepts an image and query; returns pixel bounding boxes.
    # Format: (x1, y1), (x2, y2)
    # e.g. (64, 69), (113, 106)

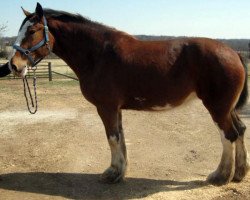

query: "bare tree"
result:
(0, 23), (7, 34)
(0, 22), (8, 57)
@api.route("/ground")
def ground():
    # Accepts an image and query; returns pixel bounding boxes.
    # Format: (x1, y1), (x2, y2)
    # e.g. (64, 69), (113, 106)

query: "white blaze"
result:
(8, 20), (34, 74)
(15, 20), (34, 46)
(9, 20), (34, 61)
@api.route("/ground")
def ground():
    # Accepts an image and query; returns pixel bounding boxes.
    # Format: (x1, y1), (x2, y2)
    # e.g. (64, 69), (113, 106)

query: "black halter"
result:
(13, 16), (50, 67)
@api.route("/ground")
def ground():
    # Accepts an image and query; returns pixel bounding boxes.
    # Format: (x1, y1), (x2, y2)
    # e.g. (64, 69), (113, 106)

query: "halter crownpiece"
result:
(13, 16), (51, 67)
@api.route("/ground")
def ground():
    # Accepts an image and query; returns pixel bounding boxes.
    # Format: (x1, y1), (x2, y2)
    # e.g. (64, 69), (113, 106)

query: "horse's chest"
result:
(79, 79), (118, 105)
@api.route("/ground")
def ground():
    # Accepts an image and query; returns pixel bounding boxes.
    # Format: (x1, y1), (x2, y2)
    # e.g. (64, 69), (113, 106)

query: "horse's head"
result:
(9, 3), (54, 77)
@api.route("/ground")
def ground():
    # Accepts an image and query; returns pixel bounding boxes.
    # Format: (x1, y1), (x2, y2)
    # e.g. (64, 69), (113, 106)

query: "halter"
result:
(13, 16), (50, 67)
(13, 16), (50, 114)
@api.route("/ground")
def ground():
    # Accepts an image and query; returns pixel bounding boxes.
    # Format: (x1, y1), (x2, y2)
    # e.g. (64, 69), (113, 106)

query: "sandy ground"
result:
(0, 79), (249, 200)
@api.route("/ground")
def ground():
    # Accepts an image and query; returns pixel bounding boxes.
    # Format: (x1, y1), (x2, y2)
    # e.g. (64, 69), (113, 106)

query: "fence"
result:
(1, 53), (250, 81)
(0, 61), (78, 81)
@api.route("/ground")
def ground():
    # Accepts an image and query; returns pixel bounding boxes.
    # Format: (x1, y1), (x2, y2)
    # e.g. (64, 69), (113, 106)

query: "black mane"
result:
(43, 8), (116, 33)
(44, 9), (90, 23)
(44, 8), (103, 25)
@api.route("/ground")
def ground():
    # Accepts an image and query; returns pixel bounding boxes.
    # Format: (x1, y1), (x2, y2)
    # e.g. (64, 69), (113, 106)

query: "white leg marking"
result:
(101, 135), (126, 182)
(109, 135), (126, 172)
(208, 125), (236, 184)
(234, 135), (250, 180)
(236, 136), (248, 166)
(215, 123), (235, 169)
(207, 124), (235, 185)
(219, 132), (235, 175)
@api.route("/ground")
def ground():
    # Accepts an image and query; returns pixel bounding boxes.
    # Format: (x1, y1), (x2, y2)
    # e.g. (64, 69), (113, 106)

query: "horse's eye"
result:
(29, 30), (36, 35)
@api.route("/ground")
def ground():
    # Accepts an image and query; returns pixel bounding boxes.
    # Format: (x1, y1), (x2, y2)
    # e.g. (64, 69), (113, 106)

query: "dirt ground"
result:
(0, 79), (249, 200)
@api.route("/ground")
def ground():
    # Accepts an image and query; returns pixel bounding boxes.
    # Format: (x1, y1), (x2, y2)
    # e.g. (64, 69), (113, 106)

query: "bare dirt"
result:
(0, 79), (249, 200)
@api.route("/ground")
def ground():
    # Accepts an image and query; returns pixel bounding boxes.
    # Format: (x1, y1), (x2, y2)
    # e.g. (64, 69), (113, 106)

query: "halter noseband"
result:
(13, 16), (50, 67)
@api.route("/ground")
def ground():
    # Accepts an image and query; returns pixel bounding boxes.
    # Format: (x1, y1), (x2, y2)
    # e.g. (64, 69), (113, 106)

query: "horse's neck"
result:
(49, 20), (105, 74)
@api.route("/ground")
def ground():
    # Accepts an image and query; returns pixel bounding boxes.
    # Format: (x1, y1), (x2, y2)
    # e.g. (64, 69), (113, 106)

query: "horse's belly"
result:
(150, 92), (197, 111)
(151, 104), (174, 111)
(122, 92), (197, 111)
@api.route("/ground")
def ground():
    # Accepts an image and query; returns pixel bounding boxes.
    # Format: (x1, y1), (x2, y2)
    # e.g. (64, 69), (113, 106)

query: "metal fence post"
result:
(48, 62), (52, 81)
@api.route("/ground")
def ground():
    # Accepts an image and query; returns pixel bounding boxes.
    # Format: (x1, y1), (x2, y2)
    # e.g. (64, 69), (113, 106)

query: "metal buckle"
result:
(44, 26), (49, 33)
(24, 50), (30, 55)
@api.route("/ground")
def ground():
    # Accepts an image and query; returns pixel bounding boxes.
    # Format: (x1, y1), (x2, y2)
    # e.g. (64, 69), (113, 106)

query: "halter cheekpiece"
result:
(13, 16), (50, 67)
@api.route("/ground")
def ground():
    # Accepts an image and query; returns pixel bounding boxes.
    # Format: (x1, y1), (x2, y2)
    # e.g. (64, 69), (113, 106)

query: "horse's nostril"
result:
(11, 64), (18, 72)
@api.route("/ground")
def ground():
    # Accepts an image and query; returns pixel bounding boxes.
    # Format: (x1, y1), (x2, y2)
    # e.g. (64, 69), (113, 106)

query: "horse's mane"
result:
(43, 9), (114, 32)
(21, 9), (93, 30)
(44, 9), (90, 23)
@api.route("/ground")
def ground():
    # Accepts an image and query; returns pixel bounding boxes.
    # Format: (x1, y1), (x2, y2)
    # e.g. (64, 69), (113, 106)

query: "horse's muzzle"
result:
(9, 61), (27, 78)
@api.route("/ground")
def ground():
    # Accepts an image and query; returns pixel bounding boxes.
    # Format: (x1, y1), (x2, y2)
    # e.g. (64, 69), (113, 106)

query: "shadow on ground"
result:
(0, 172), (207, 199)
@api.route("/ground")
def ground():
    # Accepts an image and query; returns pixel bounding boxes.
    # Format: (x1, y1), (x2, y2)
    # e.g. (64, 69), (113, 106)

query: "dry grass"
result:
(0, 79), (249, 200)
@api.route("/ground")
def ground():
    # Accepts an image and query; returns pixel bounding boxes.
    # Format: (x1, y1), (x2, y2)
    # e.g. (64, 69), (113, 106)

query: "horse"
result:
(8, 3), (249, 185)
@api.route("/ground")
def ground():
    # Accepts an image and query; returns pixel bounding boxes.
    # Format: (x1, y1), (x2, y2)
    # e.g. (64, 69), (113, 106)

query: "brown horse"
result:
(9, 3), (249, 185)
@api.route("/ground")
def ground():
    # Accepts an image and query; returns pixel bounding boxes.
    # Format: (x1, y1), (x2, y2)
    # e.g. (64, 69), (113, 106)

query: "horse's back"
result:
(115, 37), (245, 112)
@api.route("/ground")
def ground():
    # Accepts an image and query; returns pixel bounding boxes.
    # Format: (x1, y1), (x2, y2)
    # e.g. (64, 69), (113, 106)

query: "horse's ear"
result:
(35, 2), (44, 19)
(21, 7), (31, 17)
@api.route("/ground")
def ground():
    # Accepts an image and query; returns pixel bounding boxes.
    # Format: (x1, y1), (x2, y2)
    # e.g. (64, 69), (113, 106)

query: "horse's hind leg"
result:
(231, 110), (249, 182)
(206, 113), (238, 185)
(97, 107), (127, 183)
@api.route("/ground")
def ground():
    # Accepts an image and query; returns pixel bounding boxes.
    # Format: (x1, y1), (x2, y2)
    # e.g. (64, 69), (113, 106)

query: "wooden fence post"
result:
(48, 62), (52, 81)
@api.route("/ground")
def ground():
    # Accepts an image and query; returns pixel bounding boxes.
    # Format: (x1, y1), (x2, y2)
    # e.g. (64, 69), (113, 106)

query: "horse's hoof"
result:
(233, 164), (249, 182)
(99, 167), (124, 184)
(207, 171), (231, 186)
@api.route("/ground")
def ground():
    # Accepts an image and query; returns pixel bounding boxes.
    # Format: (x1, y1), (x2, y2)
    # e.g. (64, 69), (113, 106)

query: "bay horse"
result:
(9, 3), (249, 185)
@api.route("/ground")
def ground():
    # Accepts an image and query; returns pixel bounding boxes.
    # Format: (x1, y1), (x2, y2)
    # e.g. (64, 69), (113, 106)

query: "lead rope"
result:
(23, 67), (38, 114)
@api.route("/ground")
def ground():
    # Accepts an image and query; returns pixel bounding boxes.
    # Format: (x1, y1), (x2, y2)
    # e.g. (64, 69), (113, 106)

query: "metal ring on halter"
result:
(24, 50), (30, 55)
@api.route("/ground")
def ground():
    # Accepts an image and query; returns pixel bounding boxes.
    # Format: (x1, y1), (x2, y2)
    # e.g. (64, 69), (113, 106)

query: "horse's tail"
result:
(235, 54), (248, 110)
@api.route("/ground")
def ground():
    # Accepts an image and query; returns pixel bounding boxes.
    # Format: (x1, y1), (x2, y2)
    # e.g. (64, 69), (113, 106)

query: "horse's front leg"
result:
(97, 107), (127, 183)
